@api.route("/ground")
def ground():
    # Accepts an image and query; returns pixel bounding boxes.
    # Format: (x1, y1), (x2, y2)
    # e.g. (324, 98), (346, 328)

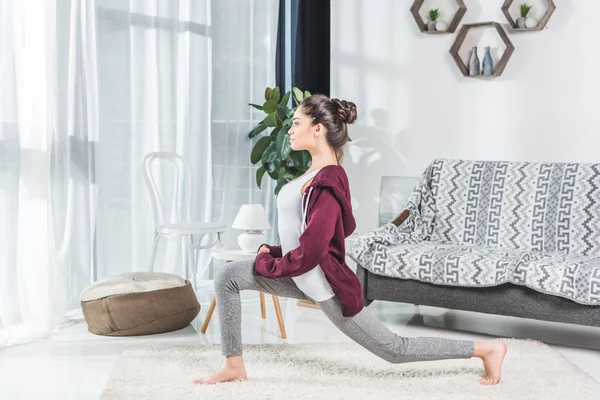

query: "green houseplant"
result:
(427, 9), (440, 31)
(248, 86), (312, 195)
(517, 3), (532, 28)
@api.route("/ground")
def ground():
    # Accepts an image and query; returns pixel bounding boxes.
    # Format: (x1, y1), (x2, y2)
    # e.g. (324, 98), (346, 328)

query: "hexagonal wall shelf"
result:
(410, 0), (466, 34)
(502, 0), (556, 31)
(449, 22), (515, 78)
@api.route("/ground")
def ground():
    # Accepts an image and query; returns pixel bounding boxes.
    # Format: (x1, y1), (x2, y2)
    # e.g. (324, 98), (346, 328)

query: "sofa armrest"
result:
(391, 209), (410, 227)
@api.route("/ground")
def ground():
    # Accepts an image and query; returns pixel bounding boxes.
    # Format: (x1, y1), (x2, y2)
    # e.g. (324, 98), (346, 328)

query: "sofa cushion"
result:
(349, 224), (600, 306)
(80, 272), (200, 336)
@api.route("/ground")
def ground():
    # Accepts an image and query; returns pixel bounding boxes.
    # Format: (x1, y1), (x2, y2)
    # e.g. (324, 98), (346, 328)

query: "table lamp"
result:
(232, 204), (271, 254)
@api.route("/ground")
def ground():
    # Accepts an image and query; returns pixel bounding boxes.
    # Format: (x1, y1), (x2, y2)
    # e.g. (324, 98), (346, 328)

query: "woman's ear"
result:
(314, 123), (323, 137)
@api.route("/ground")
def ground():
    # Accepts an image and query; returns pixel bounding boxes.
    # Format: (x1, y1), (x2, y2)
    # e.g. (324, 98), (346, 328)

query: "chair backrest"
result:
(425, 158), (600, 256)
(143, 152), (193, 227)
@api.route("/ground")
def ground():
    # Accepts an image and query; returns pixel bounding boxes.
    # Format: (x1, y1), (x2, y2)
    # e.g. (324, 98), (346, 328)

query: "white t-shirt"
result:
(276, 169), (335, 302)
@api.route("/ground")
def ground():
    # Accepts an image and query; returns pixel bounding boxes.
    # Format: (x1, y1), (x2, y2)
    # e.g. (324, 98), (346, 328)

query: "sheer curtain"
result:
(93, 0), (212, 279)
(0, 0), (212, 347)
(211, 0), (280, 252)
(0, 0), (66, 348)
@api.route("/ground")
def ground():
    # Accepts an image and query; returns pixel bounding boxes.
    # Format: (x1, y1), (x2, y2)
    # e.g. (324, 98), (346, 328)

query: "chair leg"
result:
(297, 299), (320, 309)
(272, 296), (286, 339)
(201, 295), (217, 334)
(149, 233), (160, 270)
(181, 235), (194, 290)
(260, 292), (266, 319)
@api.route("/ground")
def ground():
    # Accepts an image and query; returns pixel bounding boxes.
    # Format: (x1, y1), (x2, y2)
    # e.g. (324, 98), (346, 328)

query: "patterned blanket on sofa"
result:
(349, 159), (600, 306)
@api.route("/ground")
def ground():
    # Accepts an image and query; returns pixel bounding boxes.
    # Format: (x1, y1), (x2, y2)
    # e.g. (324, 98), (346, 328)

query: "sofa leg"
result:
(410, 304), (425, 325)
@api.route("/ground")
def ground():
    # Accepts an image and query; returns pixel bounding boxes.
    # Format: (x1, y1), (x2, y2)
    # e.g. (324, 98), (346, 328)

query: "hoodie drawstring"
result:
(301, 187), (314, 232)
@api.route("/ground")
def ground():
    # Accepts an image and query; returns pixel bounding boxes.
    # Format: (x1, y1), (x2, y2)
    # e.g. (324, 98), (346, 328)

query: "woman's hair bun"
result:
(331, 98), (357, 125)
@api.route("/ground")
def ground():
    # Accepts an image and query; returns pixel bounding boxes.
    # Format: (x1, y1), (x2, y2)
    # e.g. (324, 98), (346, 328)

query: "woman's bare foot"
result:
(193, 356), (248, 385)
(473, 341), (507, 385)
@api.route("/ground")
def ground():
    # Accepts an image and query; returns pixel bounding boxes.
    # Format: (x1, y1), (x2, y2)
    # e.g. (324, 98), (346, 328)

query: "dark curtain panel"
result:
(293, 0), (330, 96)
(275, 0), (287, 94)
(276, 0), (330, 97)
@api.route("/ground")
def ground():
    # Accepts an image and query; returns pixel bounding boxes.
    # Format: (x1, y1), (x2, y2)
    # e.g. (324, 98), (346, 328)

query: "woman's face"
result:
(288, 107), (319, 152)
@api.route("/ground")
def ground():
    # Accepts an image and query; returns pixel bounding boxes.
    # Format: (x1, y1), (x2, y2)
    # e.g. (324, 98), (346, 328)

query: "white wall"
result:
(332, 0), (598, 233)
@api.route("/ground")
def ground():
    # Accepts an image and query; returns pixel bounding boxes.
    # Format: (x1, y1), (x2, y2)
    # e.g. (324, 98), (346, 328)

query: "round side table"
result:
(200, 248), (287, 339)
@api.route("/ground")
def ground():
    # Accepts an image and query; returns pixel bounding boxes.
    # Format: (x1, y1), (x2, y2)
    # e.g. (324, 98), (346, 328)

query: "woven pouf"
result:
(80, 272), (200, 336)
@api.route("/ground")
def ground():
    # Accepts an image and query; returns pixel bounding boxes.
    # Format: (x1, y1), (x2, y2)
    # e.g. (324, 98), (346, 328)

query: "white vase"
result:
(426, 21), (437, 31)
(435, 20), (449, 32)
(517, 17), (527, 28)
(525, 17), (539, 29)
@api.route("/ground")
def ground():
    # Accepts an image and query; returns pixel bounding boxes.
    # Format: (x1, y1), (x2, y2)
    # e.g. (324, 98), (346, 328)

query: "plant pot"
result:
(517, 17), (527, 28)
(435, 20), (449, 32)
(525, 17), (539, 29)
(427, 21), (437, 31)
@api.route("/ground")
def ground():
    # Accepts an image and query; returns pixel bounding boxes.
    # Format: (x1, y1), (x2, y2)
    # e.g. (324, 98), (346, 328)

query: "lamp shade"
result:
(232, 204), (271, 231)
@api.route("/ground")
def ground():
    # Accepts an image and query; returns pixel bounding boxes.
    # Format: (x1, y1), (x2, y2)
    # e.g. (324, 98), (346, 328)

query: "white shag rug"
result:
(101, 339), (599, 400)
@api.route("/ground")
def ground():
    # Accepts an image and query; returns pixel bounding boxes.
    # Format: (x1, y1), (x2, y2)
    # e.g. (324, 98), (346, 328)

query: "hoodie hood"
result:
(301, 165), (356, 237)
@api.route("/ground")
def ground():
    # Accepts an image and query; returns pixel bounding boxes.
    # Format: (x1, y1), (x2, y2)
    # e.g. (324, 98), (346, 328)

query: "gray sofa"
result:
(350, 159), (600, 328)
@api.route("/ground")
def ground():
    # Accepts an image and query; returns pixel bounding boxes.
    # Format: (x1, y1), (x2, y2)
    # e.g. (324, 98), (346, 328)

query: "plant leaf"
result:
(263, 100), (278, 114)
(263, 113), (277, 127)
(275, 178), (286, 195)
(264, 87), (272, 101)
(262, 142), (278, 163)
(248, 122), (268, 138)
(280, 91), (291, 107)
(256, 166), (266, 188)
(290, 150), (311, 171)
(264, 161), (276, 172)
(251, 136), (272, 164)
(428, 8), (440, 21)
(278, 106), (290, 122)
(277, 107), (290, 127)
(270, 86), (281, 102)
(286, 165), (300, 177)
(303, 90), (311, 99)
(292, 87), (304, 105)
(265, 162), (279, 179)
(282, 170), (296, 182)
(249, 103), (263, 110)
(276, 126), (292, 160)
(282, 112), (294, 127)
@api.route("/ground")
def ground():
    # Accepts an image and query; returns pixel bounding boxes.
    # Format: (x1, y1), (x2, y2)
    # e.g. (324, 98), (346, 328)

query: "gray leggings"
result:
(214, 259), (474, 362)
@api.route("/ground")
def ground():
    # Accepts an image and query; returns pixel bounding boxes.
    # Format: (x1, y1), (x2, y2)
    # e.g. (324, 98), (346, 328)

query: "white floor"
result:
(2, 290), (600, 399)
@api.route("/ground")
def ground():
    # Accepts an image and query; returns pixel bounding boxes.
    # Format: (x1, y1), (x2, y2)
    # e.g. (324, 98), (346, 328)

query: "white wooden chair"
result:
(142, 152), (226, 290)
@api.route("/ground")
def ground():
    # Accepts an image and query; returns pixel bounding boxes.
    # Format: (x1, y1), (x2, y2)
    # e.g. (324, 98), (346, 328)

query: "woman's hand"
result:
(258, 245), (270, 254)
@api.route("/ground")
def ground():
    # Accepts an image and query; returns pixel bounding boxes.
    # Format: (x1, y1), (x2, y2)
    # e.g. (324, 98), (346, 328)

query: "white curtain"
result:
(0, 0), (66, 348)
(0, 0), (212, 347)
(211, 0), (280, 251)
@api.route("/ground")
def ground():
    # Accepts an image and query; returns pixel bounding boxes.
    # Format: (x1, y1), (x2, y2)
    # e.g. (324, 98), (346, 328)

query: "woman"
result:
(195, 94), (507, 386)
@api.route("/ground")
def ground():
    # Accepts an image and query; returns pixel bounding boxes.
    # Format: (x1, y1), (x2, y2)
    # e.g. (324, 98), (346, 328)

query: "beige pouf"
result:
(80, 272), (200, 336)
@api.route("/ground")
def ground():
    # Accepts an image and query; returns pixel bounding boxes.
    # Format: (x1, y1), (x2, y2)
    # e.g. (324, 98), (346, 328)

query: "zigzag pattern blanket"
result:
(349, 159), (600, 306)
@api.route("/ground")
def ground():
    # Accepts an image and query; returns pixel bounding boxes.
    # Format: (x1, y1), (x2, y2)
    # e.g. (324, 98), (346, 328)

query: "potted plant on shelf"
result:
(427, 9), (440, 32)
(517, 3), (533, 28)
(248, 86), (312, 195)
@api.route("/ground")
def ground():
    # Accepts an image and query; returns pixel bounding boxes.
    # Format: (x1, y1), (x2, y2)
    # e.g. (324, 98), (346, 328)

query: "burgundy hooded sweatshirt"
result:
(254, 165), (364, 317)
